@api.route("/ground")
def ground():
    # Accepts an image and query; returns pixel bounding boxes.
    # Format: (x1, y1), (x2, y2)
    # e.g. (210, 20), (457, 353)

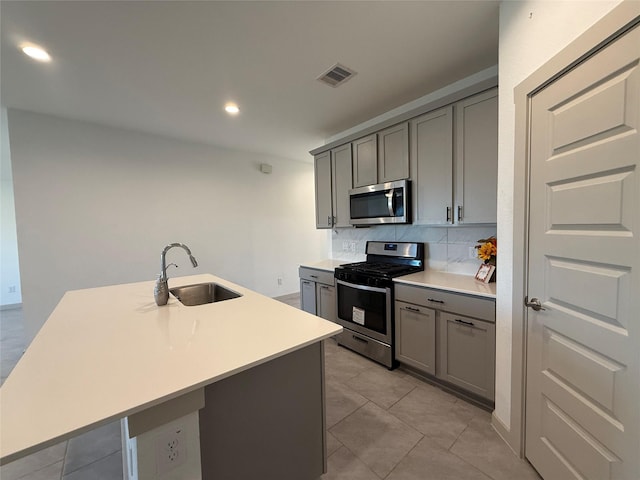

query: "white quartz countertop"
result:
(0, 274), (342, 465)
(300, 260), (496, 299)
(300, 259), (349, 271)
(394, 270), (497, 299)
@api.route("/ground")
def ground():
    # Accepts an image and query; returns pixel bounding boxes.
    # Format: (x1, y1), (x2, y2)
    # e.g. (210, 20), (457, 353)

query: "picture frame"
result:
(475, 263), (496, 284)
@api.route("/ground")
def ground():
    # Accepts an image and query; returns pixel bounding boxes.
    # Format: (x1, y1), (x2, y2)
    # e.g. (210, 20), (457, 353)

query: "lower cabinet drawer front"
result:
(299, 267), (335, 286)
(395, 302), (436, 375)
(438, 312), (495, 401)
(395, 283), (495, 322)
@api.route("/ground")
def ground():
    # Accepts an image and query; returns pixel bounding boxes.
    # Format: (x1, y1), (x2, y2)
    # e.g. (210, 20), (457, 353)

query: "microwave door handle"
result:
(387, 189), (395, 216)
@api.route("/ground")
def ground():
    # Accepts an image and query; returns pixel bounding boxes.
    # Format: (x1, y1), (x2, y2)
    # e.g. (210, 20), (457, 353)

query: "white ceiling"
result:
(1, 1), (499, 163)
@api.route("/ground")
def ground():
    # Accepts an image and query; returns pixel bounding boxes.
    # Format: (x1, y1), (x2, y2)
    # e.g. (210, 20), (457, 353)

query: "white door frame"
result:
(501, 0), (640, 457)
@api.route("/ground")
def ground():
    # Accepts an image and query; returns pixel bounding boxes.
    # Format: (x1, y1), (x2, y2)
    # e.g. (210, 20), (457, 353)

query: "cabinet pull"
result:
(405, 306), (421, 312)
(352, 335), (368, 344)
(320, 285), (329, 290)
(328, 215), (331, 226)
(310, 275), (318, 279)
(427, 298), (444, 304)
(455, 318), (475, 327)
(446, 206), (452, 222)
(457, 205), (463, 221)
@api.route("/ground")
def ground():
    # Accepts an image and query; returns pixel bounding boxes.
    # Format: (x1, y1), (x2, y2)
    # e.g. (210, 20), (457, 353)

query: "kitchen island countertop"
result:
(0, 273), (341, 465)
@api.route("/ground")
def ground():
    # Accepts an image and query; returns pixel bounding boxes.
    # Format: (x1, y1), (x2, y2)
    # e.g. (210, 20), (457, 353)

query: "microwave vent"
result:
(317, 63), (357, 88)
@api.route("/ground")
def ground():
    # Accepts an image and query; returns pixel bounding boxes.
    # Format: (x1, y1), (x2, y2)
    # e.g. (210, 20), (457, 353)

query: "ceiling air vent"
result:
(317, 63), (357, 88)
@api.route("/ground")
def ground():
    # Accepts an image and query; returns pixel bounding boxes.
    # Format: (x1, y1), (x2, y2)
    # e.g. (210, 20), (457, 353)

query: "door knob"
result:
(524, 296), (546, 311)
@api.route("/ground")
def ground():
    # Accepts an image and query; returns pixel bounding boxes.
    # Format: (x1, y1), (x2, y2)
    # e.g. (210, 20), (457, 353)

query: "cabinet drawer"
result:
(438, 312), (495, 401)
(299, 267), (335, 286)
(395, 283), (494, 322)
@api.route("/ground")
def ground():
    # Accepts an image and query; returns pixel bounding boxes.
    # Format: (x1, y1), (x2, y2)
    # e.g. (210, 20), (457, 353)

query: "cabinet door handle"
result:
(457, 205), (463, 221)
(352, 335), (368, 344)
(427, 298), (444, 304)
(446, 206), (452, 222)
(327, 215), (332, 226)
(454, 318), (475, 327)
(310, 275), (318, 278)
(405, 306), (421, 312)
(320, 285), (330, 290)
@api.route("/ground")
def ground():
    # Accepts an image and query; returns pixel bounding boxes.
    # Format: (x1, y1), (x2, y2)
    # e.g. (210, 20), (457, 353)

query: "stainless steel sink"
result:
(169, 282), (242, 306)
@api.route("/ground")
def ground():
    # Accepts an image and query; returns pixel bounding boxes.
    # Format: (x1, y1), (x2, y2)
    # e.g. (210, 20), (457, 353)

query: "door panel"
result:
(525, 24), (639, 480)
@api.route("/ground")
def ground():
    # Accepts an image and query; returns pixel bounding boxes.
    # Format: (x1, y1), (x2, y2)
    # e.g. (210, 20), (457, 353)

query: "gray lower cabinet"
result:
(395, 301), (436, 375)
(299, 267), (336, 323)
(395, 283), (495, 402)
(439, 312), (495, 401)
(301, 278), (317, 314)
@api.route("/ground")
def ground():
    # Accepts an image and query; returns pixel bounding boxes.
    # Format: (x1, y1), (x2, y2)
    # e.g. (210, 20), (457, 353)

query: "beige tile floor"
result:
(0, 298), (540, 479)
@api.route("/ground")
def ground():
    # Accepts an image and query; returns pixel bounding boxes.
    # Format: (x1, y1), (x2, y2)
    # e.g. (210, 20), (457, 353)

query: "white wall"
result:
(0, 108), (22, 307)
(8, 109), (327, 342)
(495, 0), (622, 428)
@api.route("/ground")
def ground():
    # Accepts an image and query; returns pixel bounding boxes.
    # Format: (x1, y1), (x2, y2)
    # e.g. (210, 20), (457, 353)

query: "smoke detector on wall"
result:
(317, 63), (357, 88)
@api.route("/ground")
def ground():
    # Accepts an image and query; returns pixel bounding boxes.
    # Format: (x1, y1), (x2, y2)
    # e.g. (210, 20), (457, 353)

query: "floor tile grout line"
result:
(59, 440), (69, 480)
(60, 449), (122, 479)
(446, 439), (501, 480)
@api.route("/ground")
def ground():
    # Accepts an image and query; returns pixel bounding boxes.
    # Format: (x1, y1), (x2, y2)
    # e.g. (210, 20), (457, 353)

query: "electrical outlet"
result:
(469, 247), (477, 259)
(156, 425), (187, 474)
(277, 277), (283, 286)
(8, 286), (16, 293)
(342, 241), (350, 252)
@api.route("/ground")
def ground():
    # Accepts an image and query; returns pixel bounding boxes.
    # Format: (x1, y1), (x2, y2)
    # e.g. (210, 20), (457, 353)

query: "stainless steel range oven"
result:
(334, 241), (424, 369)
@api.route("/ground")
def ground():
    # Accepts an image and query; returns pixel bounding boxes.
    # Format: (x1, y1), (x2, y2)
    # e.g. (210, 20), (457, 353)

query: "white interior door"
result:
(525, 23), (639, 480)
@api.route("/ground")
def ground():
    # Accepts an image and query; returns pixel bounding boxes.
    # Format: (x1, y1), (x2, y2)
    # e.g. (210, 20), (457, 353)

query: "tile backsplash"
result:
(329, 225), (497, 276)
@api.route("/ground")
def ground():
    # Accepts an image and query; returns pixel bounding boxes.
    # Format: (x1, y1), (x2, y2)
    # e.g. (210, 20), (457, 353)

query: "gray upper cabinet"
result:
(378, 123), (409, 183)
(455, 88), (498, 224)
(331, 144), (353, 227)
(410, 106), (454, 225)
(314, 151), (333, 229)
(352, 134), (378, 187)
(409, 88), (498, 226)
(313, 87), (497, 228)
(314, 146), (353, 229)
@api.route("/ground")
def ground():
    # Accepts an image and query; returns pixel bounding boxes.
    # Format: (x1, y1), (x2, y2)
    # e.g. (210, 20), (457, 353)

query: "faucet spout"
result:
(155, 243), (199, 306)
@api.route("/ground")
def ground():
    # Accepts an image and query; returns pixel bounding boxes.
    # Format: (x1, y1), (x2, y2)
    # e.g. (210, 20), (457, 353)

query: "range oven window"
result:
(337, 282), (387, 335)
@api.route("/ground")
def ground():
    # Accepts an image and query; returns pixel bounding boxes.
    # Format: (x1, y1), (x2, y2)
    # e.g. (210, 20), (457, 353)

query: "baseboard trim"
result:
(0, 303), (22, 311)
(273, 292), (300, 302)
(491, 411), (520, 457)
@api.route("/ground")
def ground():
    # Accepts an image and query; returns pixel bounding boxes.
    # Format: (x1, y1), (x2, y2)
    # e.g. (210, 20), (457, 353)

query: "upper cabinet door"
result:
(454, 88), (498, 224)
(378, 123), (409, 183)
(410, 106), (454, 225)
(352, 134), (378, 187)
(331, 144), (353, 227)
(314, 151), (333, 229)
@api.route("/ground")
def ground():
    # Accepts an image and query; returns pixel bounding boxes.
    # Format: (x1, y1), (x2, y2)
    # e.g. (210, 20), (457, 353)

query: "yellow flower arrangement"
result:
(476, 236), (497, 265)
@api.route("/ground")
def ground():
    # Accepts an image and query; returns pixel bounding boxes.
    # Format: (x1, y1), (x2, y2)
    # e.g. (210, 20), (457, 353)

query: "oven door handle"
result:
(336, 279), (389, 294)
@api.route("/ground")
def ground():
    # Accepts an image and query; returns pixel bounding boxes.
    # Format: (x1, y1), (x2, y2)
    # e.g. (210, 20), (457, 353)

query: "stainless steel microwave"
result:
(349, 179), (411, 225)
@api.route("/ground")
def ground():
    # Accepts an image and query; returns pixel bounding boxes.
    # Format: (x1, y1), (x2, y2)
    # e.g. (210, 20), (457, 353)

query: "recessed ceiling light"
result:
(20, 43), (51, 62)
(224, 103), (240, 115)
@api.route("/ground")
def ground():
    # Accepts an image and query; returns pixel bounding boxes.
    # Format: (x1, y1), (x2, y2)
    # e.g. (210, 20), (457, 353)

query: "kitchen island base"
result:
(199, 342), (326, 479)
